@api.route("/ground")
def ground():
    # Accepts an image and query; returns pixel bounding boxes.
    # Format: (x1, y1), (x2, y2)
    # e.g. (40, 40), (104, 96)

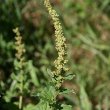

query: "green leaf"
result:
(61, 104), (72, 110)
(60, 88), (75, 95)
(39, 85), (57, 103)
(26, 60), (39, 86)
(24, 104), (35, 110)
(14, 59), (21, 70)
(64, 74), (75, 80)
(35, 102), (53, 110)
(79, 85), (92, 110)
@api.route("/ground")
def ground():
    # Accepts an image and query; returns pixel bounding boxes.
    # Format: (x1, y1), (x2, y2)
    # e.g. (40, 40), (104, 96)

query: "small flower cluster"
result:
(44, 0), (68, 88)
(13, 27), (26, 69)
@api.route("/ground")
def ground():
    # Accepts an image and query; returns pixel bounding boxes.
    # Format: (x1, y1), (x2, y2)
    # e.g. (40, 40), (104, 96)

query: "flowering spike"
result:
(44, 0), (69, 88)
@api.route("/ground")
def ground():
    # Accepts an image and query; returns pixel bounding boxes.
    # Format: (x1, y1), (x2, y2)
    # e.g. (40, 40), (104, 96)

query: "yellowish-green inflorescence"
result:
(44, 0), (69, 88)
(13, 27), (26, 69)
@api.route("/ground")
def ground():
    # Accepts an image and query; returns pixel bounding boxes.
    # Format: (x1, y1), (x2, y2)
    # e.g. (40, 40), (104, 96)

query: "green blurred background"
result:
(0, 0), (110, 110)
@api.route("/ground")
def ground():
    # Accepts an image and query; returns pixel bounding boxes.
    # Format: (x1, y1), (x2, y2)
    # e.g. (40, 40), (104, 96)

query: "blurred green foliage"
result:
(0, 0), (110, 110)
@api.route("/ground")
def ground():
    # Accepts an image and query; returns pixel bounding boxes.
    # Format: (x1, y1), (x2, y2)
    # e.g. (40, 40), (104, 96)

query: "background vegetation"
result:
(0, 0), (110, 110)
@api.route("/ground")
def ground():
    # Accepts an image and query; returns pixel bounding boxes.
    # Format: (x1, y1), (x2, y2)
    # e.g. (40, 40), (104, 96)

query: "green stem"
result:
(19, 71), (23, 110)
(19, 95), (23, 110)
